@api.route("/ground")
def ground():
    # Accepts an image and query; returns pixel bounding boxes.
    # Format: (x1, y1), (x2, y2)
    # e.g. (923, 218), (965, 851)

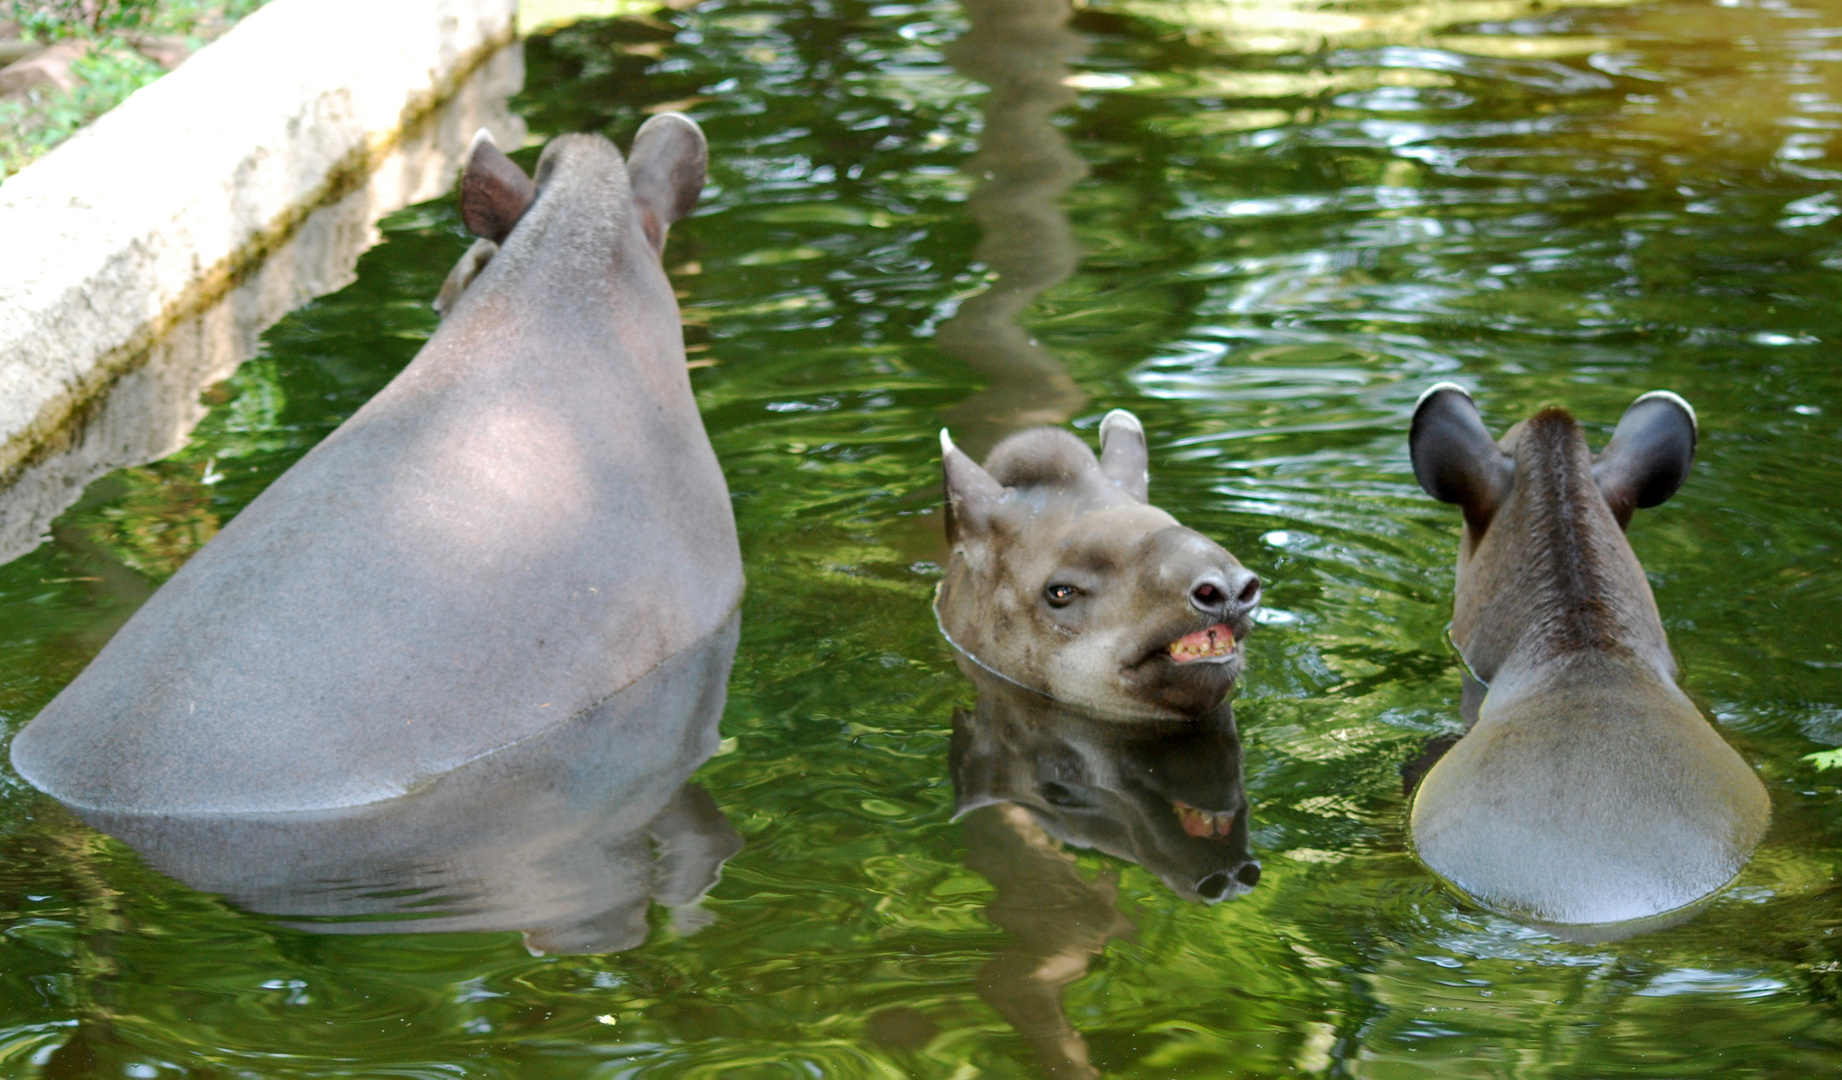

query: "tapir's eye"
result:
(1044, 583), (1080, 607)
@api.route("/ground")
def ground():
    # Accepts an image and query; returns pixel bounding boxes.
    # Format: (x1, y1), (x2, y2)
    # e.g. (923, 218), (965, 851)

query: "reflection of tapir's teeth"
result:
(1173, 800), (1236, 839)
(1167, 623), (1235, 663)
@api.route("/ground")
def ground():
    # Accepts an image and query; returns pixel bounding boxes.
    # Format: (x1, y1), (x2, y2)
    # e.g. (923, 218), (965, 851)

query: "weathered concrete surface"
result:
(0, 0), (517, 518)
(0, 45), (525, 567)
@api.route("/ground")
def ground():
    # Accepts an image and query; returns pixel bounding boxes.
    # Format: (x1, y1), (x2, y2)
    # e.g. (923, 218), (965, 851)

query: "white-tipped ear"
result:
(1410, 383), (1512, 537)
(460, 130), (535, 244)
(628, 112), (708, 255)
(1415, 380), (1472, 410)
(1594, 390), (1698, 529)
(1098, 409), (1149, 502)
(941, 428), (1005, 544)
(470, 126), (497, 152)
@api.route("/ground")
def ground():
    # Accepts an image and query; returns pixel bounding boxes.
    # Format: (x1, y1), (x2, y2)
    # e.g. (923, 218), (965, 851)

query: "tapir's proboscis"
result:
(937, 411), (1261, 720)
(1407, 385), (1770, 930)
(12, 115), (741, 815)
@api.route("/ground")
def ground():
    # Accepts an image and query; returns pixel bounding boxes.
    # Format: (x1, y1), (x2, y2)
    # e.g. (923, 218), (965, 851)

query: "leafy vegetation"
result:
(0, 0), (270, 177)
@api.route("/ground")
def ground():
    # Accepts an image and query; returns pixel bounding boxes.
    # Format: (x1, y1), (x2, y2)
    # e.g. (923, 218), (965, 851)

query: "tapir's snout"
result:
(1145, 527), (1259, 629)
(1189, 566), (1261, 623)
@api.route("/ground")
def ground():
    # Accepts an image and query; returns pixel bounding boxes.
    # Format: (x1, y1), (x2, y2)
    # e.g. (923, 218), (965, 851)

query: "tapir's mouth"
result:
(1166, 623), (1235, 663)
(1173, 799), (1237, 839)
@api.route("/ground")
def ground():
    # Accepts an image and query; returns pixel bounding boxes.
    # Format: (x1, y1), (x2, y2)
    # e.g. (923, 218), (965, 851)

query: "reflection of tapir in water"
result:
(82, 619), (745, 955)
(949, 637), (1257, 1079)
(951, 656), (1259, 903)
(13, 115), (739, 814)
(1407, 385), (1770, 928)
(937, 410), (1261, 720)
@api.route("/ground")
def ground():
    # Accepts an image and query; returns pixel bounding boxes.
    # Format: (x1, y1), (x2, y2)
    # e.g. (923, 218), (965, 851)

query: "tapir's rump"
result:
(11, 125), (741, 815)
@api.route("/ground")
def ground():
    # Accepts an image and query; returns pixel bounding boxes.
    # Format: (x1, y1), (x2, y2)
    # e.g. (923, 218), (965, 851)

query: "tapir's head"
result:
(936, 411), (1261, 720)
(1409, 385), (1698, 677)
(433, 114), (708, 316)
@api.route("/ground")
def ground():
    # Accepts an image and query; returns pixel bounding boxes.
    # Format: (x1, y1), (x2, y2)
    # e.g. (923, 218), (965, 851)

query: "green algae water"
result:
(4, 0), (1842, 1073)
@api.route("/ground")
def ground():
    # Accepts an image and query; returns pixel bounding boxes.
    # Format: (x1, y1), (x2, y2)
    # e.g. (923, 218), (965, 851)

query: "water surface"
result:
(3, 0), (1842, 1074)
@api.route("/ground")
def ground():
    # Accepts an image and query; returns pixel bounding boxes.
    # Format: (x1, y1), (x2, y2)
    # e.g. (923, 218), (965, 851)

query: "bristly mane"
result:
(983, 428), (1099, 489)
(1517, 409), (1622, 654)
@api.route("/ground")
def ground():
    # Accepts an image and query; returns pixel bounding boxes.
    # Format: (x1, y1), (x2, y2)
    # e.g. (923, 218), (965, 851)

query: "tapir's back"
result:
(1411, 653), (1771, 925)
(11, 132), (741, 815)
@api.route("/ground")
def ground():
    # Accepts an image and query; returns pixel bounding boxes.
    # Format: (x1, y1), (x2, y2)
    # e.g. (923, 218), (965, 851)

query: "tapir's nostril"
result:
(1196, 871), (1231, 900)
(1235, 572), (1261, 606)
(1235, 862), (1262, 888)
(1191, 582), (1223, 609)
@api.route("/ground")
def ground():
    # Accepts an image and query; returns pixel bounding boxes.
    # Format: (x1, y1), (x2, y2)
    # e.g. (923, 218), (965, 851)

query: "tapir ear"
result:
(941, 429), (1005, 545)
(1098, 409), (1150, 502)
(1594, 390), (1697, 529)
(459, 128), (536, 244)
(1410, 383), (1514, 536)
(627, 112), (708, 255)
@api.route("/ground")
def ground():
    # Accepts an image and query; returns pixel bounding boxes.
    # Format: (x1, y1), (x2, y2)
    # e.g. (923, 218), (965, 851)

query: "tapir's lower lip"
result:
(1174, 799), (1236, 839)
(1166, 623), (1235, 663)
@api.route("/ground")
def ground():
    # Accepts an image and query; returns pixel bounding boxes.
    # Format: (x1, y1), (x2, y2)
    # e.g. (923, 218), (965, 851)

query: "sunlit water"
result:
(3, 0), (1842, 1073)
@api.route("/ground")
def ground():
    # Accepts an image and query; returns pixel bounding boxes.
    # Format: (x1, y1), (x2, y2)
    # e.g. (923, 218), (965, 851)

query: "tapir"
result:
(938, 410), (1261, 720)
(11, 115), (741, 814)
(1407, 384), (1770, 927)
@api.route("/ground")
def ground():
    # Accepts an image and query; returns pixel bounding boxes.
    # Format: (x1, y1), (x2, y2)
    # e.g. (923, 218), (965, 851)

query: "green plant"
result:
(7, 0), (159, 38)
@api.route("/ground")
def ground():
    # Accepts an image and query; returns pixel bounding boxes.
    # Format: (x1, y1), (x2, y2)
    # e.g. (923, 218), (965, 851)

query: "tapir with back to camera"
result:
(1407, 384), (1770, 928)
(12, 115), (740, 815)
(937, 410), (1261, 721)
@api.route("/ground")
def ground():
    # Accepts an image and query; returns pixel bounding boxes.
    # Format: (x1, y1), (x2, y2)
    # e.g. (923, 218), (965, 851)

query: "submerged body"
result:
(1408, 386), (1769, 926)
(12, 118), (738, 814)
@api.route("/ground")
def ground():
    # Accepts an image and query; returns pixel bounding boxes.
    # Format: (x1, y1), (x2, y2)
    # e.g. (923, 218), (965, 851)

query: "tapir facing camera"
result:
(937, 411), (1262, 721)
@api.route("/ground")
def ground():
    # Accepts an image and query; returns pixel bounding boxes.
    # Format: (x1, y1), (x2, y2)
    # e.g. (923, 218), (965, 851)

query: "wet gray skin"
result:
(1407, 386), (1771, 926)
(76, 618), (743, 956)
(950, 651), (1257, 1080)
(937, 410), (1261, 720)
(10, 115), (741, 814)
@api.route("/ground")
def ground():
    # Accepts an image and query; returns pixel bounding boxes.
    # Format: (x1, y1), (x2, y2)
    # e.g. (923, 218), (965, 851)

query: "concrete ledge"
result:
(0, 46), (525, 565)
(0, 0), (519, 517)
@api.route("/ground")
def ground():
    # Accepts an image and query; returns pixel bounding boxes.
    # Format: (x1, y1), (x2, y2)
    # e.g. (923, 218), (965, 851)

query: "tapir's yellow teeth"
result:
(1174, 800), (1237, 839)
(1166, 623), (1235, 663)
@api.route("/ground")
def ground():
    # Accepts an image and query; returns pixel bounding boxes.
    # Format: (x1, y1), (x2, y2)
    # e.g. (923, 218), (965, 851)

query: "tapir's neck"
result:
(1453, 413), (1675, 687)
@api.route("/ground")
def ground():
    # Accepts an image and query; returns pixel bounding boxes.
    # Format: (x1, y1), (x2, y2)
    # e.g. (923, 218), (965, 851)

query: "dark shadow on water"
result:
(76, 617), (744, 956)
(950, 655), (1256, 1078)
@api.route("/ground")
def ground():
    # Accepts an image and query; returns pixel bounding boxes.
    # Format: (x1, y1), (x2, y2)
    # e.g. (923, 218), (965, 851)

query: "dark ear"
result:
(460, 128), (536, 244)
(941, 429), (1005, 545)
(1098, 409), (1149, 502)
(1410, 383), (1513, 536)
(1594, 390), (1697, 529)
(627, 112), (708, 255)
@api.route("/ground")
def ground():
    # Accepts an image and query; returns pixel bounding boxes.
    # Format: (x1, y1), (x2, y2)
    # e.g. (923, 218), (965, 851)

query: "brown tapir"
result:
(1407, 384), (1770, 927)
(11, 115), (740, 814)
(938, 410), (1261, 720)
